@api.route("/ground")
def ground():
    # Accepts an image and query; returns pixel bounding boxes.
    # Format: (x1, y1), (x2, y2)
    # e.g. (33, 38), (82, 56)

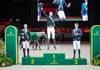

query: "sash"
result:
(23, 29), (29, 40)
(49, 16), (55, 26)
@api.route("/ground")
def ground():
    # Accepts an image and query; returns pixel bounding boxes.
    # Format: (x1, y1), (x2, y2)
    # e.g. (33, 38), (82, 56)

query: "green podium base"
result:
(22, 57), (43, 65)
(22, 53), (87, 65)
(65, 59), (87, 65)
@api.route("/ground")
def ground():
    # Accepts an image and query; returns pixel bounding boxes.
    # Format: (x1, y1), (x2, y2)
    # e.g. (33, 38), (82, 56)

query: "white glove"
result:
(67, 2), (71, 8)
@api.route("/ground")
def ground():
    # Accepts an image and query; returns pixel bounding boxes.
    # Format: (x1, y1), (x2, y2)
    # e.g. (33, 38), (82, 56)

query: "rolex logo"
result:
(93, 31), (100, 36)
(7, 31), (15, 37)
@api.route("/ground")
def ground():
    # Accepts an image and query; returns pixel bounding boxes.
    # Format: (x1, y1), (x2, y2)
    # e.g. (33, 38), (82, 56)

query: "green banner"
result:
(91, 25), (100, 64)
(5, 25), (18, 64)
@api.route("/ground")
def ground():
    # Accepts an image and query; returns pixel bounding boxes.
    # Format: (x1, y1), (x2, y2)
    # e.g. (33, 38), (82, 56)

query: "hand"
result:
(41, 7), (43, 10)
(75, 33), (78, 36)
(67, 2), (71, 8)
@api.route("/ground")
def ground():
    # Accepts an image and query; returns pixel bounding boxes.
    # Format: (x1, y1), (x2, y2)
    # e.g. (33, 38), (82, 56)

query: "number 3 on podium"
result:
(75, 60), (78, 64)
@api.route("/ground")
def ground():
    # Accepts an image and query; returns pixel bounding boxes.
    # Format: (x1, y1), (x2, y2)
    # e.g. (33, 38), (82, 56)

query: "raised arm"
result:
(53, 10), (58, 18)
(53, 0), (56, 4)
(41, 8), (48, 17)
(64, 0), (71, 8)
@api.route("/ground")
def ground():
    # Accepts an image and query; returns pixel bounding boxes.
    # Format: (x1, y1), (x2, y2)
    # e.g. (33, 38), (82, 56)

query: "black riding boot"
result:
(23, 48), (26, 57)
(78, 49), (81, 59)
(73, 49), (76, 59)
(53, 39), (56, 49)
(27, 48), (30, 57)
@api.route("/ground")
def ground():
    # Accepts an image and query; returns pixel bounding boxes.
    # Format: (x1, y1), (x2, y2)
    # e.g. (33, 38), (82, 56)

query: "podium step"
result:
(43, 53), (66, 65)
(22, 57), (43, 65)
(65, 58), (87, 65)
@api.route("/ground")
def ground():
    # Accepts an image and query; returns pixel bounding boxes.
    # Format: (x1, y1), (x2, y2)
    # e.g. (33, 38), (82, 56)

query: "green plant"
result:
(0, 38), (5, 66)
(92, 55), (100, 66)
(0, 38), (5, 55)
(0, 55), (4, 64)
(0, 38), (13, 67)
(0, 56), (13, 67)
(3, 57), (13, 66)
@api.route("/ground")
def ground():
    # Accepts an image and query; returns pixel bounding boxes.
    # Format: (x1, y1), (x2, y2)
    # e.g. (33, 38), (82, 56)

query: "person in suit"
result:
(72, 23), (82, 59)
(53, 0), (71, 21)
(81, 0), (88, 21)
(41, 8), (56, 50)
(20, 24), (30, 57)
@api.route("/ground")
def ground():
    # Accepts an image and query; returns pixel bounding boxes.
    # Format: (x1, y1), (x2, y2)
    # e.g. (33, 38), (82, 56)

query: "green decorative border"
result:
(5, 25), (18, 64)
(91, 25), (100, 64)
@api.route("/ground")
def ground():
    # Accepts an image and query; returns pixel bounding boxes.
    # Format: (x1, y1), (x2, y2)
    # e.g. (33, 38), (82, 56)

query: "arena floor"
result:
(0, 43), (100, 70)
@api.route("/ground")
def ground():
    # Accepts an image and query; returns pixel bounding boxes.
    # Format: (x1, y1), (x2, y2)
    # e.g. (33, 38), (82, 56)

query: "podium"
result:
(22, 53), (87, 65)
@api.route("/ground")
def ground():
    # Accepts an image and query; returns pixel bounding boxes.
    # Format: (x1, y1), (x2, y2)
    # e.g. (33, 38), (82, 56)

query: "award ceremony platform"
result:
(22, 53), (87, 65)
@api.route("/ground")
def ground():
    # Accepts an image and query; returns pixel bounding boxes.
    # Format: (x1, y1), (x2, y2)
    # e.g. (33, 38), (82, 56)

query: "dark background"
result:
(0, 0), (96, 41)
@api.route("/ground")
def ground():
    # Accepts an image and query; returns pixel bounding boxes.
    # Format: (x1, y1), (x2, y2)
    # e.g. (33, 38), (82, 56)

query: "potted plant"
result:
(0, 38), (13, 67)
(92, 55), (100, 66)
